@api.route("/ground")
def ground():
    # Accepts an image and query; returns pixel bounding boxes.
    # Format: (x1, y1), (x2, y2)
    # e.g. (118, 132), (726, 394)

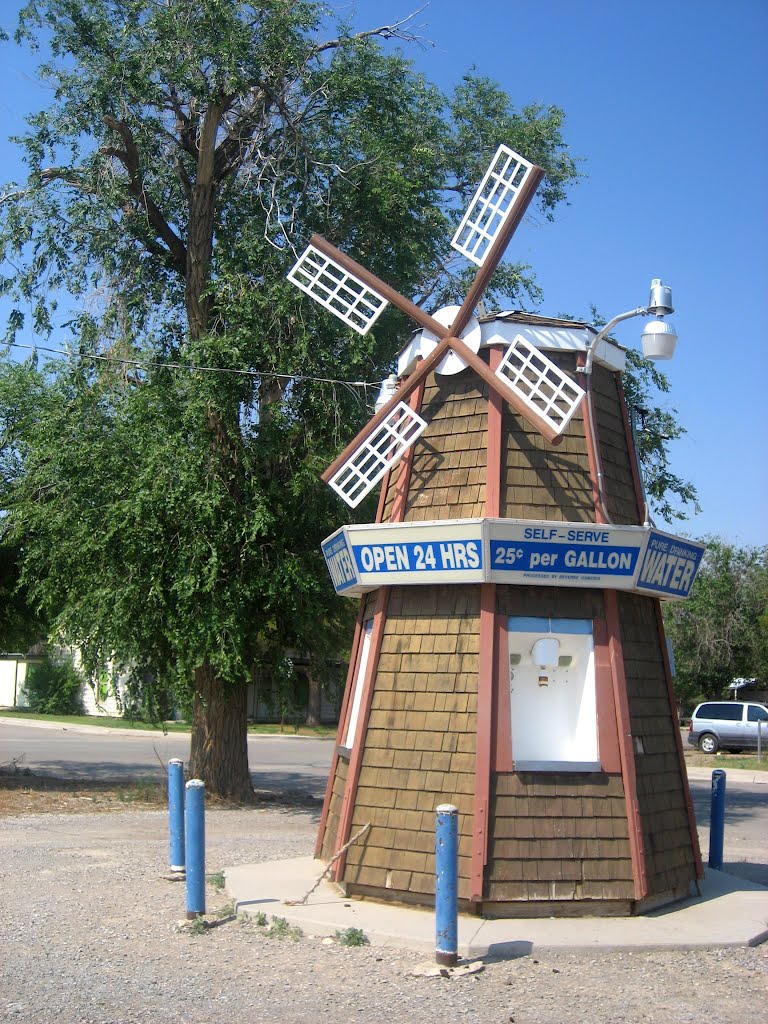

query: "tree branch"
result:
(311, 7), (432, 57)
(102, 115), (187, 273)
(212, 87), (270, 183)
(39, 166), (97, 194)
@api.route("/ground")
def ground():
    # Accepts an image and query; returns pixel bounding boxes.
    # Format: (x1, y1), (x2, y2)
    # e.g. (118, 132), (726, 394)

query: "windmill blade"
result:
(446, 334), (581, 445)
(287, 243), (389, 335)
(327, 400), (428, 508)
(449, 157), (544, 340)
(451, 145), (538, 268)
(495, 336), (585, 437)
(305, 235), (450, 339)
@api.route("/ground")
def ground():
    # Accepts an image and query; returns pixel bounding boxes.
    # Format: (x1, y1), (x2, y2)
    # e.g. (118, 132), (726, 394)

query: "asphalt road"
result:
(1, 718), (765, 883)
(0, 718), (334, 798)
(687, 773), (767, 885)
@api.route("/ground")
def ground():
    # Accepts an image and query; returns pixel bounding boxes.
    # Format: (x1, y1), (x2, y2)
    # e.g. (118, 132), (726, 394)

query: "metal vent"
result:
(328, 401), (427, 508)
(451, 145), (535, 267)
(287, 244), (388, 335)
(495, 336), (584, 436)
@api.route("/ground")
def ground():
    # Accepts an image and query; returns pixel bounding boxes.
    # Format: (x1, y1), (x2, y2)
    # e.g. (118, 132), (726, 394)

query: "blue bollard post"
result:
(708, 769), (726, 869)
(168, 759), (185, 873)
(435, 803), (458, 967)
(185, 779), (206, 918)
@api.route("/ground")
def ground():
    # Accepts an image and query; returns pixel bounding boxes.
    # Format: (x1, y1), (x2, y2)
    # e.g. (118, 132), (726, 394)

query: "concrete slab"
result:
(226, 857), (768, 957)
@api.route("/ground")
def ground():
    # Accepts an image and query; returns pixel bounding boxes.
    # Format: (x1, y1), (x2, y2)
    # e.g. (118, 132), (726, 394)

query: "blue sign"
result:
(490, 539), (640, 577)
(321, 532), (358, 592)
(321, 518), (703, 600)
(352, 538), (482, 575)
(635, 531), (705, 598)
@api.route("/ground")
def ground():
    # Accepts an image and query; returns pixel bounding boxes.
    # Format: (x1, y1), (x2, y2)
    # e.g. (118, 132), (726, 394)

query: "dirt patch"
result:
(0, 769), (166, 816)
(0, 764), (321, 817)
(682, 747), (767, 770)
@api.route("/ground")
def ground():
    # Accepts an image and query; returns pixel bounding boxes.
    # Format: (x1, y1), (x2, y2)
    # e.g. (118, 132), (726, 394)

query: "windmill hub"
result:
(406, 305), (482, 376)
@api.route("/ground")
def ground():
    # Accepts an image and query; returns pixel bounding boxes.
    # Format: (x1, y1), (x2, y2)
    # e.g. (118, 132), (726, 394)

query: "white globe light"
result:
(641, 319), (678, 360)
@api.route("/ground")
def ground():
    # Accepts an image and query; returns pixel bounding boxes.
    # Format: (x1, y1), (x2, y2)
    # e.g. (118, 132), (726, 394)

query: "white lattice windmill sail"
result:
(495, 335), (585, 437)
(327, 401), (428, 508)
(451, 145), (536, 267)
(287, 243), (388, 335)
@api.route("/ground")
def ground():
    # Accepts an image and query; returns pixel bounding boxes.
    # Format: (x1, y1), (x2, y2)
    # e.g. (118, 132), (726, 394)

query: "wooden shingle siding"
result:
(590, 365), (640, 525)
(486, 772), (634, 903)
(362, 591), (378, 620)
(500, 352), (594, 522)
(495, 585), (604, 621)
(379, 369), (490, 522)
(320, 754), (348, 861)
(342, 585), (480, 901)
(381, 353), (618, 529)
(618, 592), (698, 897)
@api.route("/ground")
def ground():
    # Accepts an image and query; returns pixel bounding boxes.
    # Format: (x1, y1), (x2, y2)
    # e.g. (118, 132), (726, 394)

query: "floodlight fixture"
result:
(583, 279), (678, 374)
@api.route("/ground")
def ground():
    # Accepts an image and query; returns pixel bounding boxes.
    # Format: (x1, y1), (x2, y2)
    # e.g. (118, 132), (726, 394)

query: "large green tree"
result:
(621, 349), (699, 523)
(663, 538), (768, 710)
(0, 542), (45, 652)
(0, 1), (578, 798)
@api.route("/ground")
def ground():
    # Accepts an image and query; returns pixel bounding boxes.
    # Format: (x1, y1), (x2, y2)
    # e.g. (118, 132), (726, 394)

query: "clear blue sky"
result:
(0, 0), (766, 545)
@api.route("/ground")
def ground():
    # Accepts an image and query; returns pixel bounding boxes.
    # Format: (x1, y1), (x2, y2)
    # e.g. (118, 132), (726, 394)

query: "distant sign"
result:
(321, 518), (704, 600)
(634, 530), (705, 599)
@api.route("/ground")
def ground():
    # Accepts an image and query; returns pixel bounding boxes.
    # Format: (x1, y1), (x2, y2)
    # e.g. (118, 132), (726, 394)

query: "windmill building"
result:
(290, 146), (705, 917)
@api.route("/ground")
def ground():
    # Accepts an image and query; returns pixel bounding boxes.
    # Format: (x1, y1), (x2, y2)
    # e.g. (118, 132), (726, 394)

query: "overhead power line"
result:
(2, 339), (379, 392)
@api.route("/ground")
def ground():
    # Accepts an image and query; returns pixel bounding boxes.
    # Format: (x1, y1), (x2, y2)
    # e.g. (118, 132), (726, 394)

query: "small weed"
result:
(269, 916), (303, 941)
(116, 777), (164, 803)
(206, 871), (226, 890)
(335, 927), (370, 947)
(252, 911), (268, 927)
(214, 900), (235, 919)
(187, 916), (207, 936)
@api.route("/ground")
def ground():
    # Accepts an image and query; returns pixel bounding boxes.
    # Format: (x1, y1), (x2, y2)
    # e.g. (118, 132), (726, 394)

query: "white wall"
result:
(0, 659), (29, 708)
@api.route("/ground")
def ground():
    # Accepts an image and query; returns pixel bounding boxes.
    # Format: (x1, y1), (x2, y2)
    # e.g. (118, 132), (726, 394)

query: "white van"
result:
(688, 700), (768, 754)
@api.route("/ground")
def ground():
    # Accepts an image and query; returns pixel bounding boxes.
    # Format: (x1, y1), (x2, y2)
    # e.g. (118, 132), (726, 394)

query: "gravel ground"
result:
(1, 802), (767, 1024)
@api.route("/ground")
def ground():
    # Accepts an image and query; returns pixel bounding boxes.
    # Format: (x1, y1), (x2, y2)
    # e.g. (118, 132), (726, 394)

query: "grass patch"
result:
(683, 747), (768, 771)
(0, 710), (191, 732)
(335, 927), (369, 947)
(268, 916), (303, 941)
(115, 778), (165, 803)
(207, 871), (226, 890)
(245, 723), (336, 738)
(0, 709), (335, 738)
(704, 754), (767, 771)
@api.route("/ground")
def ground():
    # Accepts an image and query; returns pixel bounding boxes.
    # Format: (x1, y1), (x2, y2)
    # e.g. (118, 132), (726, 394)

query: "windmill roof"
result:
(397, 310), (624, 377)
(481, 310), (593, 331)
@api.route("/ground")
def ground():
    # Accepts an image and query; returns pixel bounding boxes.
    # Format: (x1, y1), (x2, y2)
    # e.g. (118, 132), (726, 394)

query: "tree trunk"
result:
(305, 669), (321, 728)
(188, 663), (253, 802)
(186, 181), (216, 338)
